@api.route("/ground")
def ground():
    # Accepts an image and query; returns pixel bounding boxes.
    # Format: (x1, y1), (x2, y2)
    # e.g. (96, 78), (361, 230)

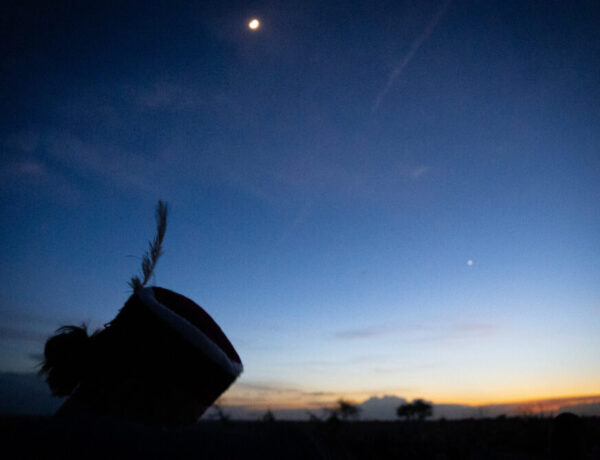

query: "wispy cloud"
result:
(0, 307), (75, 345)
(335, 324), (396, 340)
(410, 166), (430, 179)
(218, 380), (342, 410)
(409, 322), (500, 344)
(454, 322), (498, 336)
(232, 382), (338, 399)
(2, 133), (46, 182)
(214, 139), (436, 207)
(217, 380), (414, 411)
(0, 327), (49, 343)
(372, 0), (452, 113)
(0, 306), (74, 327)
(334, 322), (499, 343)
(17, 161), (47, 177)
(372, 363), (439, 374)
(0, 152), (83, 206)
(45, 133), (159, 193)
(7, 160), (48, 180)
(4, 130), (40, 153)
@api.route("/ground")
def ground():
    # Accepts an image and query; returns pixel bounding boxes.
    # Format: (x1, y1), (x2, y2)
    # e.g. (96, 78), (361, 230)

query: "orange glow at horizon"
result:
(220, 391), (600, 414)
(220, 381), (600, 413)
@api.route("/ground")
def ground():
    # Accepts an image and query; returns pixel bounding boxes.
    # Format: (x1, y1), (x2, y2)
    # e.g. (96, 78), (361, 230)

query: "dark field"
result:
(2, 415), (599, 459)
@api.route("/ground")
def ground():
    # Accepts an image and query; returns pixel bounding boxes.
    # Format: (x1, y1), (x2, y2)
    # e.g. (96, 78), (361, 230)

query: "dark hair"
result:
(39, 325), (94, 397)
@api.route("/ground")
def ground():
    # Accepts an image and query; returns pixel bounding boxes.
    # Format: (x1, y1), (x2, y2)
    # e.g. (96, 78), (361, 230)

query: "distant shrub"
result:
(397, 399), (433, 421)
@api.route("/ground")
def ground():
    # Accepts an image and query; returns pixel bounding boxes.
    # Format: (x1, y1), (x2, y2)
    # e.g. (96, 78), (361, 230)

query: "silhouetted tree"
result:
(333, 399), (360, 421)
(397, 399), (433, 421)
(397, 402), (415, 421)
(262, 409), (276, 422)
(307, 411), (322, 423)
(412, 399), (433, 420)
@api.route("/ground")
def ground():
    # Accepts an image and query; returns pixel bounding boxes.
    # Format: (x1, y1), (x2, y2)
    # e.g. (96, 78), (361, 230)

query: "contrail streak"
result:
(372, 0), (452, 113)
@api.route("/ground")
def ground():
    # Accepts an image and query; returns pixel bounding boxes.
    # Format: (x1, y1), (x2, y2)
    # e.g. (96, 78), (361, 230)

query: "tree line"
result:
(256, 398), (434, 422)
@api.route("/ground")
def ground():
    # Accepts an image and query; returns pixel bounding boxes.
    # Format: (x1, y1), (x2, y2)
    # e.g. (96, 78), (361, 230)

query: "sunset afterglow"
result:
(1, 1), (599, 420)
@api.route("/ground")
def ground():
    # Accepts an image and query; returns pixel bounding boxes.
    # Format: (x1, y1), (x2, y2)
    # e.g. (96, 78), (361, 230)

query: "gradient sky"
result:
(1, 1), (599, 410)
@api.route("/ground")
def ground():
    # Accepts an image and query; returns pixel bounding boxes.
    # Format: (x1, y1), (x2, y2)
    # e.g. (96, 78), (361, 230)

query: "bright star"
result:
(249, 19), (260, 30)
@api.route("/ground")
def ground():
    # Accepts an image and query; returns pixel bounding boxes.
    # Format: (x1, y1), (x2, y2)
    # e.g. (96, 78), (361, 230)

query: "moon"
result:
(467, 260), (473, 266)
(248, 19), (260, 30)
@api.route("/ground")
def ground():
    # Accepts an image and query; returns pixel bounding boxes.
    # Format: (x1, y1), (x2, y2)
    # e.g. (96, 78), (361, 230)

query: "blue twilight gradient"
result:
(1, 1), (599, 404)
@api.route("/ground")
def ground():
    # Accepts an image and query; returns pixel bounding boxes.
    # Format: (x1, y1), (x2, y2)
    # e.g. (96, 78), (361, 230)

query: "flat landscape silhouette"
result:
(2, 1), (599, 458)
(2, 413), (600, 459)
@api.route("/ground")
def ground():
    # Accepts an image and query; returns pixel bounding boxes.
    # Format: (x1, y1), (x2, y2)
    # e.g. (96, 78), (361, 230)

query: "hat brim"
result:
(137, 287), (243, 378)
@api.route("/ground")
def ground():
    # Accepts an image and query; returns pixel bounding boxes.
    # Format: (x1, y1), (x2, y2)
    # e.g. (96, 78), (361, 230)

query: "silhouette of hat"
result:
(136, 286), (243, 378)
(41, 202), (243, 424)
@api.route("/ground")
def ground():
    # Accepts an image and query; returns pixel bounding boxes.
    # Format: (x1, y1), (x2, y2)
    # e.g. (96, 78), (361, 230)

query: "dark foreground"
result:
(2, 415), (599, 459)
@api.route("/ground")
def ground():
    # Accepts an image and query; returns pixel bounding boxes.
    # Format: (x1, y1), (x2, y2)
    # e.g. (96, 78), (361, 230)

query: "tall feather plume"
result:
(129, 200), (168, 292)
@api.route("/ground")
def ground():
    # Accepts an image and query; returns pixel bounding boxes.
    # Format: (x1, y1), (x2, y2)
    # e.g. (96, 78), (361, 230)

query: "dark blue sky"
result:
(1, 1), (599, 406)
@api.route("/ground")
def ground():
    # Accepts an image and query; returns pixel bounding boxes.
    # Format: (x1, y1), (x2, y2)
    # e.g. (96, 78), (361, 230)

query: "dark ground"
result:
(1, 415), (599, 459)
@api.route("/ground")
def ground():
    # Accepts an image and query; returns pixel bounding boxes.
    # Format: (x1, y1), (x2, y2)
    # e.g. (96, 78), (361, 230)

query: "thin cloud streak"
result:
(219, 380), (343, 410)
(408, 322), (500, 344)
(334, 322), (499, 342)
(45, 133), (159, 193)
(221, 379), (415, 411)
(0, 327), (49, 343)
(372, 0), (452, 113)
(335, 325), (396, 340)
(410, 166), (430, 179)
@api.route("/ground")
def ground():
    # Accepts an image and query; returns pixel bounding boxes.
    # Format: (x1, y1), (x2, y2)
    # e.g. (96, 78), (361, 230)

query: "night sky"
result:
(1, 1), (599, 411)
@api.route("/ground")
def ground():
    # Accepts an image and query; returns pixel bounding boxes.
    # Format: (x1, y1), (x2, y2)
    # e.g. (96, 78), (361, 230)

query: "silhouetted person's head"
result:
(40, 287), (242, 426)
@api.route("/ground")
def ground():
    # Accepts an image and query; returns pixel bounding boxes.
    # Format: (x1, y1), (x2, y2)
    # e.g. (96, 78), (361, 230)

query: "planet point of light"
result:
(249, 19), (260, 30)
